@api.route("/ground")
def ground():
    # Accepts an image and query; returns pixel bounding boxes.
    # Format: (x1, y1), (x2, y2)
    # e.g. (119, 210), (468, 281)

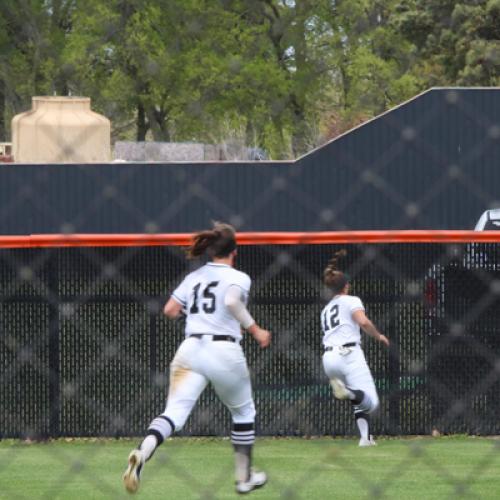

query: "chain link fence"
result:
(1, 88), (500, 497)
(2, 242), (500, 440)
(1, 240), (500, 497)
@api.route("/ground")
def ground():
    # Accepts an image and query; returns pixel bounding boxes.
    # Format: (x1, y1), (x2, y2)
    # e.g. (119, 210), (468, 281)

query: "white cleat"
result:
(236, 469), (268, 494)
(359, 435), (377, 447)
(330, 378), (351, 400)
(123, 449), (144, 494)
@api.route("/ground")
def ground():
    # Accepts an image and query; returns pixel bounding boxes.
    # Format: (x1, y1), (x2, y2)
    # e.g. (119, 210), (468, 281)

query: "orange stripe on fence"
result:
(0, 231), (500, 249)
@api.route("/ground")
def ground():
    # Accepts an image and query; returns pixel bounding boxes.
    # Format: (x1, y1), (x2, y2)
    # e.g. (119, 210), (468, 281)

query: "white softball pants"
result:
(322, 345), (379, 413)
(162, 336), (256, 430)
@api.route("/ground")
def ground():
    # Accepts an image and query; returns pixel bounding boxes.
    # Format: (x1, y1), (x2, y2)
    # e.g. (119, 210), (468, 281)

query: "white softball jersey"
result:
(321, 294), (365, 347)
(321, 294), (379, 413)
(171, 262), (251, 340)
(162, 262), (256, 428)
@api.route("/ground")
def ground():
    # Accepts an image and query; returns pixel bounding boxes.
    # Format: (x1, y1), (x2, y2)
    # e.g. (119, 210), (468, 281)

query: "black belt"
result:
(324, 342), (358, 351)
(190, 334), (236, 343)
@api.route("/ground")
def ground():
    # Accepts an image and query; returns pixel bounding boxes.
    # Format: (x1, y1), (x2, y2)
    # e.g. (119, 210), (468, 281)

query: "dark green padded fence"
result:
(1, 243), (499, 438)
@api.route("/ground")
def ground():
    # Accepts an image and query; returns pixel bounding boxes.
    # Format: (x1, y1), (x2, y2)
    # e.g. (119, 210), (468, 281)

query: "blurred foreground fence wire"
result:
(1, 233), (500, 440)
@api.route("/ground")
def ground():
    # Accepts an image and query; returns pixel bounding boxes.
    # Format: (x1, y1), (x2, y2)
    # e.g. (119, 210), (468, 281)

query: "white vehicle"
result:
(474, 208), (500, 231)
(424, 209), (500, 329)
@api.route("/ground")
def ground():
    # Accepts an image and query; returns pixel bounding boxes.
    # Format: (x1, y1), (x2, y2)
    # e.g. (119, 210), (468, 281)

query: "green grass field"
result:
(0, 436), (499, 499)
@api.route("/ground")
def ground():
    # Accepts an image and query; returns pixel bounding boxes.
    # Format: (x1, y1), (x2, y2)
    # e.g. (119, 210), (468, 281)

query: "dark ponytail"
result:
(187, 222), (237, 259)
(323, 249), (349, 294)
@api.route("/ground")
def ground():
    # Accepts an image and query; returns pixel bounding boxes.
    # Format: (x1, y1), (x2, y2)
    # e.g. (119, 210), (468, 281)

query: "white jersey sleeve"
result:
(348, 296), (364, 313)
(231, 273), (251, 296)
(171, 277), (190, 309)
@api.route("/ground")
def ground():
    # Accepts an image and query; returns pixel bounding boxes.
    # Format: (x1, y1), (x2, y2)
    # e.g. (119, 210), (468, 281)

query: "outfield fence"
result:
(1, 232), (500, 440)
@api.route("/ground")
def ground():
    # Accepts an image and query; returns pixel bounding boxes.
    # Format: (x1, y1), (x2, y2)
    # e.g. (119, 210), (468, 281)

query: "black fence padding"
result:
(1, 243), (499, 438)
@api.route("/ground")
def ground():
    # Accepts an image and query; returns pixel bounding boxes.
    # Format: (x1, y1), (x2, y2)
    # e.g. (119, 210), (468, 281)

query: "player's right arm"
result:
(352, 309), (389, 347)
(164, 276), (189, 319)
(164, 297), (184, 319)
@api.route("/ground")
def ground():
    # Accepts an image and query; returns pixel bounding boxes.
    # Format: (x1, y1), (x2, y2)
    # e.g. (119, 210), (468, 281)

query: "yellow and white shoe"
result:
(123, 449), (144, 494)
(330, 378), (351, 400)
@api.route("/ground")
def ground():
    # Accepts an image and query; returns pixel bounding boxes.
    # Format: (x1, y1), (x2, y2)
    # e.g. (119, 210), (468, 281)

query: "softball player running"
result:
(123, 222), (271, 495)
(321, 250), (389, 446)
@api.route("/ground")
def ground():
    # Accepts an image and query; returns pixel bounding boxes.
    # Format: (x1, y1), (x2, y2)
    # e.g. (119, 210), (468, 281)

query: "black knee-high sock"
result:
(350, 389), (365, 405)
(231, 423), (255, 482)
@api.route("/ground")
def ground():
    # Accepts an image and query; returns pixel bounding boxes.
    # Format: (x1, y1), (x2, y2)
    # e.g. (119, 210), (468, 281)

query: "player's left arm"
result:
(352, 309), (389, 347)
(224, 284), (271, 348)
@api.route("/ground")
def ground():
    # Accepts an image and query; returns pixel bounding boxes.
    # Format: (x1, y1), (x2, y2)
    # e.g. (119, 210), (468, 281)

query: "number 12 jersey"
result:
(321, 294), (365, 347)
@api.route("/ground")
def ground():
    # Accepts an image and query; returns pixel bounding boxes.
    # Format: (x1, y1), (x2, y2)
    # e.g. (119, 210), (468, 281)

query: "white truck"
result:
(474, 208), (500, 231)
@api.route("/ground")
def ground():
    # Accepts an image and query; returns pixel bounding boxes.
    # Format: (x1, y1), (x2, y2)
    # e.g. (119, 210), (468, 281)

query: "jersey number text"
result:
(190, 281), (219, 314)
(322, 304), (340, 331)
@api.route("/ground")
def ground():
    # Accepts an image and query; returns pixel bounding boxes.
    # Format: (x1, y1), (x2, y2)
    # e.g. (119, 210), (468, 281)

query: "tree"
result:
(0, 1), (76, 139)
(315, 0), (421, 141)
(239, 1), (420, 153)
(65, 0), (290, 156)
(4, 0), (483, 157)
(396, 0), (500, 86)
(239, 0), (333, 156)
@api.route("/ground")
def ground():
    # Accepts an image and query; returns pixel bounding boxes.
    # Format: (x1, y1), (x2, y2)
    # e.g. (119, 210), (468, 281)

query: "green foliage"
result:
(314, 0), (421, 140)
(0, 1), (77, 138)
(0, 0), (496, 156)
(64, 0), (291, 153)
(397, 0), (500, 86)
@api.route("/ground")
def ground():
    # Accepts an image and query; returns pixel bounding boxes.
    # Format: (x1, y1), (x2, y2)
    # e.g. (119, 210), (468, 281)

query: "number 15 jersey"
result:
(321, 294), (365, 347)
(171, 262), (251, 340)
